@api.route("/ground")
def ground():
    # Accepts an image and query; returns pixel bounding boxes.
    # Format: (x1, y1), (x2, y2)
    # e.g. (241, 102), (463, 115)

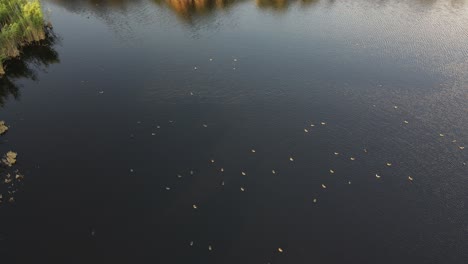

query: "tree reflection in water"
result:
(47, 0), (466, 21)
(47, 0), (330, 22)
(0, 29), (60, 107)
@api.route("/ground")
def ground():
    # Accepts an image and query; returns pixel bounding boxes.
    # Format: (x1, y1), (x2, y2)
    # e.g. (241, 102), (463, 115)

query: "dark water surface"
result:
(1, 0), (468, 263)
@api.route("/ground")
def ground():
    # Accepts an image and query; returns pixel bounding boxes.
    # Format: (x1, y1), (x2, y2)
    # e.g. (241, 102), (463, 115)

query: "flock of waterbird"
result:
(119, 58), (468, 254)
(136, 91), (466, 254)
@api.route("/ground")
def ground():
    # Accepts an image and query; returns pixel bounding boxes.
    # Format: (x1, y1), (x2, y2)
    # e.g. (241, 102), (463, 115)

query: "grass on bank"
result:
(0, 0), (46, 75)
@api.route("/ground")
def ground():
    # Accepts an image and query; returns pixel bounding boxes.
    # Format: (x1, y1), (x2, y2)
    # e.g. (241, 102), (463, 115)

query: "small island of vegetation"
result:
(0, 0), (47, 75)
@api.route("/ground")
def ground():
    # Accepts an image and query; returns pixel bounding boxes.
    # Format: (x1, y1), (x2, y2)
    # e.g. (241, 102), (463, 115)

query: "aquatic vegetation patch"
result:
(0, 120), (23, 205)
(0, 0), (46, 75)
(2, 150), (17, 167)
(0, 120), (8, 134)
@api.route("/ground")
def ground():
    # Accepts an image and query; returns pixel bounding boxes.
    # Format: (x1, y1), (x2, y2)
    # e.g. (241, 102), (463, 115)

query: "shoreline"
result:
(0, 0), (47, 76)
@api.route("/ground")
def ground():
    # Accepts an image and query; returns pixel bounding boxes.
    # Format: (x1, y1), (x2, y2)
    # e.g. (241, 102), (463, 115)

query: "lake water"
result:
(1, 0), (468, 263)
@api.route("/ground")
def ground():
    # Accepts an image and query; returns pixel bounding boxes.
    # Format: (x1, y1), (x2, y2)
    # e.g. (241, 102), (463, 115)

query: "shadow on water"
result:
(0, 29), (60, 107)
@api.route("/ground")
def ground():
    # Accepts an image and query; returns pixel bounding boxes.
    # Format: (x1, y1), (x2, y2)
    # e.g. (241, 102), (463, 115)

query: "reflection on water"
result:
(256, 0), (302, 10)
(164, 0), (247, 20)
(48, 0), (244, 22)
(0, 30), (59, 107)
(48, 0), (467, 21)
